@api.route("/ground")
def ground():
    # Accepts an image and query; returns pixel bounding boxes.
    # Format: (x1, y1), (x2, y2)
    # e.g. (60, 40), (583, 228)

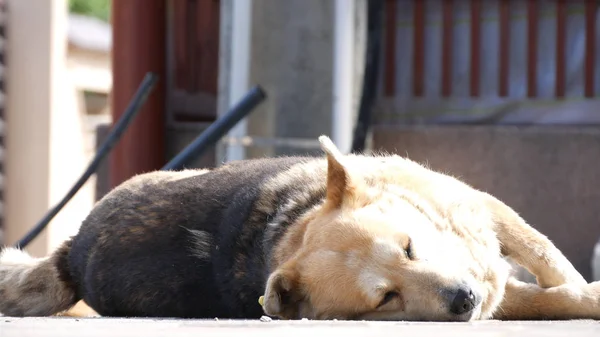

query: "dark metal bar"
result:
(499, 0), (510, 97)
(470, 0), (481, 97)
(556, 0), (566, 98)
(413, 0), (425, 97)
(442, 0), (453, 97)
(585, 0), (596, 97)
(352, 0), (384, 154)
(384, 0), (397, 96)
(527, 0), (538, 98)
(14, 73), (159, 249)
(162, 86), (267, 171)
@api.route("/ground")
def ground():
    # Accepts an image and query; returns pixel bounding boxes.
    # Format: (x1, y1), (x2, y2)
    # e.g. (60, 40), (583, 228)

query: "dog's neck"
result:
(266, 204), (322, 272)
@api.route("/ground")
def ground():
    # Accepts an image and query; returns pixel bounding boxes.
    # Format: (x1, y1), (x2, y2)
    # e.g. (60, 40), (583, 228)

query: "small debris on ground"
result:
(259, 316), (272, 322)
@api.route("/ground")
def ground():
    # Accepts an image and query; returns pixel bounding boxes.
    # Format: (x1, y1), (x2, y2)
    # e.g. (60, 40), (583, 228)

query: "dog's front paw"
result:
(580, 281), (600, 318)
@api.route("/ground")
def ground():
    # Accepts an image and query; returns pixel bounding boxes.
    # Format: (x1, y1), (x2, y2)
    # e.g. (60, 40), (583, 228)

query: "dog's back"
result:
(0, 156), (317, 318)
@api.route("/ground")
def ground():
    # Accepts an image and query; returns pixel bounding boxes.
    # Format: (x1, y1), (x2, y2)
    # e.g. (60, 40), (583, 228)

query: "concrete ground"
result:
(1, 318), (600, 337)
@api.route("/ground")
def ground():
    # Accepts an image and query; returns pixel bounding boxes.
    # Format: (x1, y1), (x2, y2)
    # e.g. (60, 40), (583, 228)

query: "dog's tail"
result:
(0, 240), (79, 316)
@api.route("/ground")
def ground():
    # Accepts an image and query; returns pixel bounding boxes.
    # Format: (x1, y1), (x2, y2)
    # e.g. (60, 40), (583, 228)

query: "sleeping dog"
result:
(0, 136), (598, 320)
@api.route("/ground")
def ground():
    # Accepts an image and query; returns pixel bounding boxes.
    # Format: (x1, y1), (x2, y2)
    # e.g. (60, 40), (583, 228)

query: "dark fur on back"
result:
(67, 156), (326, 318)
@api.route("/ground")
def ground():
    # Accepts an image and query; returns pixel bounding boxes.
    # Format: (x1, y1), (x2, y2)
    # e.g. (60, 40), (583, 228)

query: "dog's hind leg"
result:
(483, 194), (586, 288)
(492, 277), (600, 320)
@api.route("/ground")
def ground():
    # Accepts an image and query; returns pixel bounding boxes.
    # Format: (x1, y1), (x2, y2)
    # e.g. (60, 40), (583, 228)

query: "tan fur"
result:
(260, 135), (597, 321)
(55, 301), (99, 318)
(114, 168), (212, 191)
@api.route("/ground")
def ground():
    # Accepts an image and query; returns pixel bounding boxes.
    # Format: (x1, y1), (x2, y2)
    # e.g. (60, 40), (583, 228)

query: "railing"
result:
(382, 0), (598, 100)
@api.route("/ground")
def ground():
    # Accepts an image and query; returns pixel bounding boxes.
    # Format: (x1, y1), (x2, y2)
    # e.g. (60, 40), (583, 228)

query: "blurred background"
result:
(1, 0), (600, 283)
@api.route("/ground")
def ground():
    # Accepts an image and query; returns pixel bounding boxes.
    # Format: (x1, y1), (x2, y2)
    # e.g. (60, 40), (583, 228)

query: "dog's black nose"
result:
(449, 287), (476, 315)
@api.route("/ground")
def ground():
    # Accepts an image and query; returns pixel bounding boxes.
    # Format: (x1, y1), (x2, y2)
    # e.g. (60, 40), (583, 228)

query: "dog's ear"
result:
(318, 135), (358, 209)
(262, 266), (305, 319)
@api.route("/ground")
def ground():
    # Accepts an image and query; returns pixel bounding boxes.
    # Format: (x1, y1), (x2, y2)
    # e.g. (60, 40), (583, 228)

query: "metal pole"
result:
(332, 0), (356, 154)
(110, 0), (166, 188)
(225, 0), (253, 162)
(162, 86), (267, 171)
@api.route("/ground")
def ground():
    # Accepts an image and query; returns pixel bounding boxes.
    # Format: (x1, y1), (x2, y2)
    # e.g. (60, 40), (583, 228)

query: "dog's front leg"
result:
(492, 277), (600, 320)
(483, 194), (586, 287)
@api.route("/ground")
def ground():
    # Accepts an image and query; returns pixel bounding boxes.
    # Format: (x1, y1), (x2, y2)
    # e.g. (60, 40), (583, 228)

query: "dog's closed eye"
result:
(404, 238), (413, 260)
(377, 291), (400, 308)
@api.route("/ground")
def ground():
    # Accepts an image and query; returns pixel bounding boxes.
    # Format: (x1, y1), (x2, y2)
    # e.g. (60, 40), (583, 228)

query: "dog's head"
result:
(261, 136), (499, 321)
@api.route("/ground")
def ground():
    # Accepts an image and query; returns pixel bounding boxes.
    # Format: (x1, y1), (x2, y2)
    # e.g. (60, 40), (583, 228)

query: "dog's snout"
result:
(449, 287), (477, 315)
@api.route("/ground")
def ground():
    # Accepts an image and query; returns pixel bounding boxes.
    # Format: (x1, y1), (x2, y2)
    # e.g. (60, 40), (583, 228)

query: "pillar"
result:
(110, 0), (167, 188)
(4, 0), (93, 256)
